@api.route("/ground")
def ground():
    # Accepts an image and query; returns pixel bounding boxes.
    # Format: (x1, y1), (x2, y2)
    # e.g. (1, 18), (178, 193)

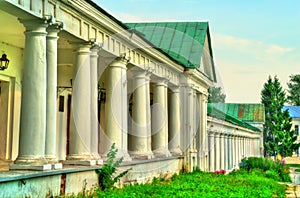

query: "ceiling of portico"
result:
(0, 9), (25, 49)
(0, 9), (76, 53)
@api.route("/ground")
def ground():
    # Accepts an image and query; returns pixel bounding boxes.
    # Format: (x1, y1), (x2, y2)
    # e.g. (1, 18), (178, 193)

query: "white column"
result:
(224, 134), (228, 171)
(65, 43), (95, 165)
(102, 54), (131, 161)
(227, 135), (231, 170)
(145, 71), (152, 159)
(232, 135), (235, 168)
(220, 133), (225, 170)
(129, 69), (153, 159)
(196, 93), (205, 170)
(208, 131), (215, 172)
(45, 23), (63, 169)
(168, 86), (182, 155)
(11, 19), (51, 170)
(232, 135), (236, 169)
(202, 95), (209, 171)
(215, 133), (220, 171)
(234, 136), (239, 168)
(241, 136), (244, 159)
(90, 44), (102, 164)
(152, 78), (171, 157)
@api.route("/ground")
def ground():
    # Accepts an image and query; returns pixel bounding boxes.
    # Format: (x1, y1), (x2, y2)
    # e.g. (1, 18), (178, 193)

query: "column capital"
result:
(153, 76), (169, 86)
(169, 85), (180, 93)
(116, 53), (131, 64)
(47, 21), (64, 33)
(90, 39), (103, 51)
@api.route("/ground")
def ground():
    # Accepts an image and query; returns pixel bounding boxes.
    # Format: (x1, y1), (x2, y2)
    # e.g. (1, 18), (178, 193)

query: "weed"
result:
(95, 143), (131, 191)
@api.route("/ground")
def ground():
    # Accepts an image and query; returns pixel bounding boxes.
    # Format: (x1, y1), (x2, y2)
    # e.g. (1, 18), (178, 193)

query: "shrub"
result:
(240, 157), (291, 182)
(95, 143), (131, 191)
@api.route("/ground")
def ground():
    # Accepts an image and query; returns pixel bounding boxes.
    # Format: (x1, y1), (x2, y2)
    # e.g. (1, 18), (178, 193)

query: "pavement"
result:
(285, 157), (300, 197)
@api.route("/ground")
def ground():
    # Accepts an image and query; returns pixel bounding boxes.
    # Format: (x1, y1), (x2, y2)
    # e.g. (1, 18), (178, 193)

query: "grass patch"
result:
(95, 170), (286, 197)
(286, 164), (300, 168)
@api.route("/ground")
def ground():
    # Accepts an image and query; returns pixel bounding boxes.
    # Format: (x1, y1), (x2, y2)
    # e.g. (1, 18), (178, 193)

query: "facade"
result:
(207, 104), (263, 172)
(0, 0), (262, 196)
(283, 106), (300, 155)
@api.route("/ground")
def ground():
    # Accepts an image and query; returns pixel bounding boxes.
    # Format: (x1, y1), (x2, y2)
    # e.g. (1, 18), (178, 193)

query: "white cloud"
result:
(211, 33), (297, 103)
(265, 45), (293, 55)
(212, 33), (294, 60)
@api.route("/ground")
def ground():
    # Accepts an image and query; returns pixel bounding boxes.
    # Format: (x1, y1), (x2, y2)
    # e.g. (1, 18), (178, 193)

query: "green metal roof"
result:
(209, 103), (265, 122)
(125, 22), (209, 69)
(207, 103), (262, 132)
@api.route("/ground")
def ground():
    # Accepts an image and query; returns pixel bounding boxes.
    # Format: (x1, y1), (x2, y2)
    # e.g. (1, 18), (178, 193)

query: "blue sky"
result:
(95, 0), (300, 103)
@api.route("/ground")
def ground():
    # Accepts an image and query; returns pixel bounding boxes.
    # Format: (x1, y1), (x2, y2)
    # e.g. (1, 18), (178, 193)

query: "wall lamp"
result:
(0, 54), (9, 70)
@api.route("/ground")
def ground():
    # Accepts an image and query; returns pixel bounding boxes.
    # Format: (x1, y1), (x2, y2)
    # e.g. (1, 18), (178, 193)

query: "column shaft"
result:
(209, 132), (215, 172)
(220, 134), (225, 170)
(12, 19), (50, 170)
(90, 46), (102, 163)
(66, 44), (95, 165)
(152, 79), (170, 157)
(45, 24), (62, 168)
(168, 87), (181, 155)
(215, 133), (220, 170)
(224, 135), (228, 171)
(129, 70), (153, 159)
(103, 55), (131, 160)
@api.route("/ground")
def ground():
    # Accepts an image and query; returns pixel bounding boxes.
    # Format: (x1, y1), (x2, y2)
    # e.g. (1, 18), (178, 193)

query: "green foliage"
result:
(261, 75), (299, 157)
(240, 157), (291, 182)
(95, 143), (131, 191)
(208, 86), (226, 103)
(287, 74), (300, 105)
(96, 170), (286, 197)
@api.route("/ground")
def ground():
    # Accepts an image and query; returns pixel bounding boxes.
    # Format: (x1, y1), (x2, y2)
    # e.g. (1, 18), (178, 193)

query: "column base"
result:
(129, 151), (155, 160)
(65, 154), (97, 166)
(52, 163), (63, 169)
(170, 148), (182, 156)
(11, 156), (51, 170)
(91, 154), (103, 165)
(10, 164), (52, 171)
(153, 149), (171, 158)
(45, 156), (63, 169)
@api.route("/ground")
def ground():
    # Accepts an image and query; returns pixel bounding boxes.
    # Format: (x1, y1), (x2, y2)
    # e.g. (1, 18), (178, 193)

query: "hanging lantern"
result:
(0, 54), (9, 70)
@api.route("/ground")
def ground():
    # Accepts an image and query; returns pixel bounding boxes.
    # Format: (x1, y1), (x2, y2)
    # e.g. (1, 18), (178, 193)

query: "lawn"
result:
(95, 169), (286, 197)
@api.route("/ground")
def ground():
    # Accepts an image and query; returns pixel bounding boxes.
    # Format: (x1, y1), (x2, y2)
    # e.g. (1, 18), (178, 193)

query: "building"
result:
(283, 106), (300, 155)
(0, 0), (262, 196)
(207, 104), (263, 171)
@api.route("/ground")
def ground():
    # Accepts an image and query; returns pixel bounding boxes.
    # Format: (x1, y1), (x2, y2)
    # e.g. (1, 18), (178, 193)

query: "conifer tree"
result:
(261, 76), (299, 157)
(208, 86), (226, 103)
(287, 74), (300, 106)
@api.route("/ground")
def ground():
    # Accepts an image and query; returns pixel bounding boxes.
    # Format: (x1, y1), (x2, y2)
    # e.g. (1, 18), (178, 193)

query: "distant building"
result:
(208, 103), (265, 131)
(283, 106), (300, 155)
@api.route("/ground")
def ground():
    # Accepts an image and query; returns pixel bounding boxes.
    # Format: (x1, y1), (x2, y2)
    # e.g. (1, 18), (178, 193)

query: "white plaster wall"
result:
(0, 41), (23, 161)
(0, 175), (61, 197)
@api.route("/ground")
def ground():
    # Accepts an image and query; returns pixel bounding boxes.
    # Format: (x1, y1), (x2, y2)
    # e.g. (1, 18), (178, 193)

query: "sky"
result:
(95, 0), (300, 103)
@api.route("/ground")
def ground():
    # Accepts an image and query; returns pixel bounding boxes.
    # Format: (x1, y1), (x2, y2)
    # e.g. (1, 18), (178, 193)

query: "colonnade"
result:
(9, 18), (262, 172)
(207, 128), (261, 172)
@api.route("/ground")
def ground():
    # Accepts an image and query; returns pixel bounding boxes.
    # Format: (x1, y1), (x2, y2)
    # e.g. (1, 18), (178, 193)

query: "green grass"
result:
(95, 170), (286, 197)
(286, 164), (300, 168)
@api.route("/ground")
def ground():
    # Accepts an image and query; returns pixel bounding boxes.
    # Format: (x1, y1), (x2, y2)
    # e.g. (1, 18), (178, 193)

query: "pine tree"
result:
(261, 76), (299, 157)
(287, 74), (300, 105)
(208, 86), (226, 103)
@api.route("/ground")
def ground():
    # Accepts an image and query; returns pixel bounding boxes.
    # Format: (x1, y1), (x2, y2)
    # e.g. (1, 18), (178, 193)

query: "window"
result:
(295, 125), (299, 135)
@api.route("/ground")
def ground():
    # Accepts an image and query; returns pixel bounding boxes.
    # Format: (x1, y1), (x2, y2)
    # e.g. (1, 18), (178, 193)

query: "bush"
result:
(95, 143), (131, 191)
(240, 157), (291, 182)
